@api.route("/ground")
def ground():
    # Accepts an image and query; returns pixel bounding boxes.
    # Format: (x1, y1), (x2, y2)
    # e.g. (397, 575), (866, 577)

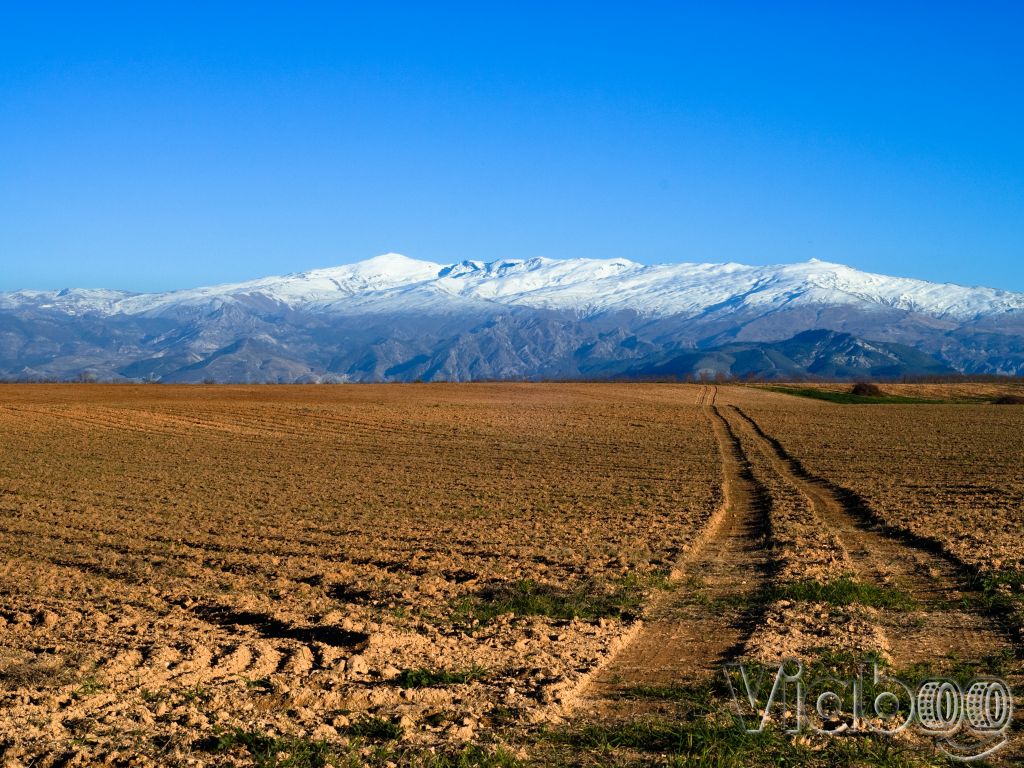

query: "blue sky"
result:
(2, 2), (1022, 292)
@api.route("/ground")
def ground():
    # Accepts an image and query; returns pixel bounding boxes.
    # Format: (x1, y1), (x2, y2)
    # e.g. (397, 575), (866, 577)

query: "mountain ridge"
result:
(1, 255), (1022, 382)
(6, 253), (1023, 320)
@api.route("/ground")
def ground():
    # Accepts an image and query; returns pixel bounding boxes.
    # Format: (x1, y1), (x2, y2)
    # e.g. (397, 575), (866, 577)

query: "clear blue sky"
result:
(2, 2), (1022, 292)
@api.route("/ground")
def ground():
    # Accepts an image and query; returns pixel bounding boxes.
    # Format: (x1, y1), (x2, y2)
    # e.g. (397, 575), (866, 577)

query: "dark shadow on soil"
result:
(190, 604), (369, 648)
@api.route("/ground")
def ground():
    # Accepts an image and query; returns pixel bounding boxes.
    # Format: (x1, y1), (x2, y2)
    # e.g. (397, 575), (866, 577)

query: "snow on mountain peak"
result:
(327, 252), (443, 281)
(438, 260), (487, 278)
(4, 254), (1022, 321)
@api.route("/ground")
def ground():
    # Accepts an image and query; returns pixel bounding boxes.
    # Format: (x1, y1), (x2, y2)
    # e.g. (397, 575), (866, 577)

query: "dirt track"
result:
(582, 387), (774, 717)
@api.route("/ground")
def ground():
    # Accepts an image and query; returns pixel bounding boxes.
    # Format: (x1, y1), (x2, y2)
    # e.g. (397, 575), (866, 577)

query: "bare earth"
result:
(0, 383), (1021, 766)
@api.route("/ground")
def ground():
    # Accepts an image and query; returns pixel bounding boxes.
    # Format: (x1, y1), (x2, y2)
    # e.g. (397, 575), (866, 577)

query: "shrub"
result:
(850, 382), (884, 397)
(993, 394), (1024, 404)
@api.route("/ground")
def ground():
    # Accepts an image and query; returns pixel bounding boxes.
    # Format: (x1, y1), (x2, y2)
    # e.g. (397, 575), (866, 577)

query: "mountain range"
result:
(2, 253), (1022, 382)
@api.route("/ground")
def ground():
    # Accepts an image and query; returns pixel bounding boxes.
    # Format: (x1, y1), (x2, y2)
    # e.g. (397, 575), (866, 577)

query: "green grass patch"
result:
(618, 683), (715, 704)
(770, 577), (917, 610)
(895, 648), (1018, 686)
(180, 683), (210, 703)
(348, 715), (404, 741)
(615, 681), (727, 719)
(542, 717), (941, 767)
(207, 729), (334, 768)
(801, 647), (889, 677)
(72, 674), (106, 698)
(397, 746), (522, 768)
(963, 568), (1024, 613)
(987, 568), (1024, 593)
(452, 573), (667, 625)
(241, 675), (274, 692)
(685, 575), (752, 610)
(396, 666), (488, 688)
(766, 386), (940, 405)
(204, 729), (519, 767)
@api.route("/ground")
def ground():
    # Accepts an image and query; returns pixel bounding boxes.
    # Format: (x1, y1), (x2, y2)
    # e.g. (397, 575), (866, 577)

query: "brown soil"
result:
(0, 382), (1020, 765)
(0, 383), (722, 765)
(722, 401), (1010, 668)
(574, 386), (1022, 763)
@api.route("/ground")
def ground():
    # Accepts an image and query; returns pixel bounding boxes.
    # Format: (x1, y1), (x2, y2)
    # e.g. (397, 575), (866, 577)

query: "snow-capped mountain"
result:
(2, 254), (1023, 382)
(10, 253), (1024, 319)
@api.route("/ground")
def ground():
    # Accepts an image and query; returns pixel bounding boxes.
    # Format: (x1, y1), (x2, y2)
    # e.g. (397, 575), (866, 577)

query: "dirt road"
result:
(582, 387), (776, 717)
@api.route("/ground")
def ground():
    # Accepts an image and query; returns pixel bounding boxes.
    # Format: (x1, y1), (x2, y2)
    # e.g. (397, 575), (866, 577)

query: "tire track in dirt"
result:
(579, 387), (776, 717)
(722, 402), (1014, 670)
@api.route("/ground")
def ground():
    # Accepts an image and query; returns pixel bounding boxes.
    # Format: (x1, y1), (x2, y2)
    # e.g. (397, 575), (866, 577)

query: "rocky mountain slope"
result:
(2, 254), (1022, 381)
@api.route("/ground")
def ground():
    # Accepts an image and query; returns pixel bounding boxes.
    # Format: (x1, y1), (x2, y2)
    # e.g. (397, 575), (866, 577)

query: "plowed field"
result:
(0, 383), (1020, 767)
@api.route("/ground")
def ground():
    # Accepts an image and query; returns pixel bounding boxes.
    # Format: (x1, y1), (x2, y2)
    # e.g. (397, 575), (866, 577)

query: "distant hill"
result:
(625, 330), (956, 380)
